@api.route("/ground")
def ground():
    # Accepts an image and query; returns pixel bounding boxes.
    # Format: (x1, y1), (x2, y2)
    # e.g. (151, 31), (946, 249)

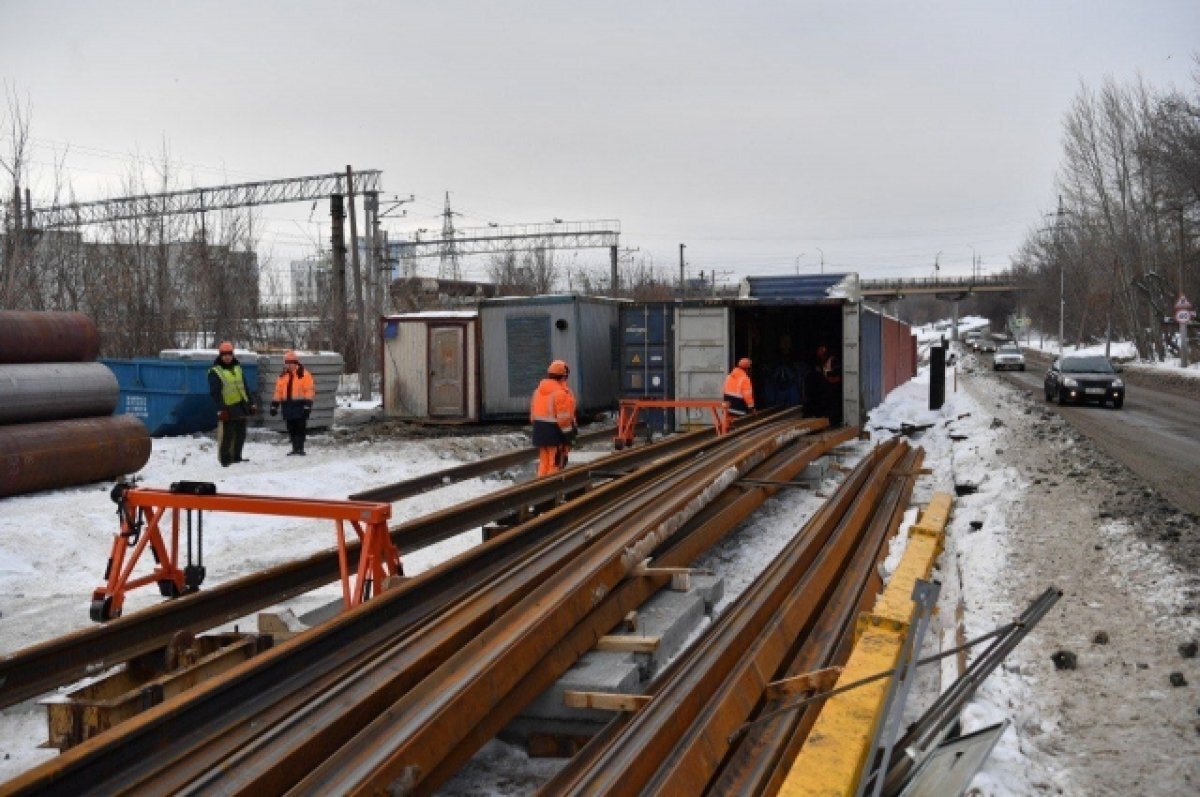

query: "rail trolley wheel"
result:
(614, 439), (625, 451)
(89, 597), (118, 623)
(157, 579), (181, 597)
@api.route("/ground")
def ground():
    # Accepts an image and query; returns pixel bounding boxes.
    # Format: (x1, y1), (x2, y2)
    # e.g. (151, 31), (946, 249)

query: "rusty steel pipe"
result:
(287, 421), (821, 796)
(0, 363), (119, 425)
(0, 311), (100, 363)
(0, 415), (151, 498)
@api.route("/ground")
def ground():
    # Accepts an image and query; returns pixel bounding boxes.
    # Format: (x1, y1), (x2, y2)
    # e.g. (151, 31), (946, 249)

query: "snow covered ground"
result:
(2, 358), (1197, 793)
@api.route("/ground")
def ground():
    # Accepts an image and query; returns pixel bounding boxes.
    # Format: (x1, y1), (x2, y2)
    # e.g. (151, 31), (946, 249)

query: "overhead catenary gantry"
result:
(27, 170), (383, 229)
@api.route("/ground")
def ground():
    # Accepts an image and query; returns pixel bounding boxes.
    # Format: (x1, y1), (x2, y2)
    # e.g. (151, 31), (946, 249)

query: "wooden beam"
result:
(563, 690), (652, 712)
(596, 635), (660, 653)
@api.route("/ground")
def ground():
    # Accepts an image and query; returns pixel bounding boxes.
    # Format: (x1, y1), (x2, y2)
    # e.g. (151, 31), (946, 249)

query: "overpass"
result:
(860, 273), (1024, 301)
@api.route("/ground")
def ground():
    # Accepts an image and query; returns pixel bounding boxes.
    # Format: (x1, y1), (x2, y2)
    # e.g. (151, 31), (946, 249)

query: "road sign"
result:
(1177, 309), (1196, 324)
(1175, 294), (1193, 312)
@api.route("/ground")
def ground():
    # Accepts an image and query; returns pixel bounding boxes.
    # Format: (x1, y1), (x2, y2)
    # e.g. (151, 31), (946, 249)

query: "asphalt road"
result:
(992, 357), (1200, 517)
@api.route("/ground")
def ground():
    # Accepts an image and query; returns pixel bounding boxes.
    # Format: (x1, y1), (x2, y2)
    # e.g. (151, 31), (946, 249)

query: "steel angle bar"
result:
(286, 421), (821, 796)
(875, 586), (1061, 797)
(710, 447), (925, 797)
(422, 426), (855, 792)
(860, 579), (941, 797)
(542, 440), (906, 796)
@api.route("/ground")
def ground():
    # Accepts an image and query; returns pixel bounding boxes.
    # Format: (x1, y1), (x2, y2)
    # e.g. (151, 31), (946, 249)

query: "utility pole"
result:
(1057, 195), (1065, 357)
(330, 193), (347, 352)
(816, 247), (824, 275)
(362, 189), (379, 401)
(345, 166), (369, 400)
(679, 243), (686, 299)
(610, 244), (619, 295)
(439, 192), (460, 281)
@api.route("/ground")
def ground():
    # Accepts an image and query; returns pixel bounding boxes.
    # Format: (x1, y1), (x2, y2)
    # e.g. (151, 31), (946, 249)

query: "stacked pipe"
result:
(0, 311), (151, 498)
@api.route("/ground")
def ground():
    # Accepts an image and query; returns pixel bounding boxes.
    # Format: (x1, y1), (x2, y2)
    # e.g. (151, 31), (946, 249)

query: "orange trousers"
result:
(537, 445), (569, 477)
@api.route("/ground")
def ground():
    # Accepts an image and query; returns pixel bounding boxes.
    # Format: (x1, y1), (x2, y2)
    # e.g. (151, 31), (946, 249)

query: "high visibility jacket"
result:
(208, 359), (252, 414)
(272, 366), (316, 420)
(723, 366), (754, 412)
(821, 354), (843, 385)
(530, 378), (576, 446)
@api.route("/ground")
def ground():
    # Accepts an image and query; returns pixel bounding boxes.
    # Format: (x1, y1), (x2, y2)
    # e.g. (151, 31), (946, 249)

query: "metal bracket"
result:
(857, 578), (941, 797)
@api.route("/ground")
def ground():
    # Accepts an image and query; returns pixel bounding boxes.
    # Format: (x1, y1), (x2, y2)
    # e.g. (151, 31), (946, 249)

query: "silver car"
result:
(992, 344), (1025, 371)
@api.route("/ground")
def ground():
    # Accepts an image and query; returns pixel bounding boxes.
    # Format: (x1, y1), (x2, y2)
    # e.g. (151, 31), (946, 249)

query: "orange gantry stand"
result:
(91, 483), (400, 622)
(614, 398), (731, 449)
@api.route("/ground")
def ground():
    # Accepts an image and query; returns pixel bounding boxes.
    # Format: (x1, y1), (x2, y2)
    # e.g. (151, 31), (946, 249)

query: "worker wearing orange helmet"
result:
(207, 341), (257, 467)
(270, 351), (316, 456)
(723, 357), (755, 416)
(530, 359), (578, 477)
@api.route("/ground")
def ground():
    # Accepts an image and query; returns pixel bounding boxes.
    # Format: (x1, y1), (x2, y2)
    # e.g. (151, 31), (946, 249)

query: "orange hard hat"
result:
(738, 357), (751, 370)
(547, 360), (569, 377)
(218, 341), (234, 354)
(284, 350), (300, 363)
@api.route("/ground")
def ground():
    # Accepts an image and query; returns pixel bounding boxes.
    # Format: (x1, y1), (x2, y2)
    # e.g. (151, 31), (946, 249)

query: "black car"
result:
(1044, 355), (1125, 408)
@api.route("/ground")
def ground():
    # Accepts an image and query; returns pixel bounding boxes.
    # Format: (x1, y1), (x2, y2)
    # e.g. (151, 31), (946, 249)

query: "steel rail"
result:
(0, 416), (817, 796)
(543, 440), (908, 796)
(423, 425), (856, 792)
(538, 438), (898, 795)
(285, 421), (824, 795)
(710, 448), (925, 796)
(145, 426), (748, 796)
(347, 426), (622, 503)
(0, 419), (749, 710)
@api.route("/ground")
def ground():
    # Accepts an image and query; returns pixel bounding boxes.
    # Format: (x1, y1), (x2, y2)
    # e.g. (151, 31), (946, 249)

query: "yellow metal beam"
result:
(778, 491), (953, 797)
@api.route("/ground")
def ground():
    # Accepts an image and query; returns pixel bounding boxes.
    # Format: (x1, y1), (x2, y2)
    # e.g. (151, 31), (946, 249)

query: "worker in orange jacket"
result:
(530, 359), (578, 477)
(723, 357), (755, 416)
(269, 350), (316, 456)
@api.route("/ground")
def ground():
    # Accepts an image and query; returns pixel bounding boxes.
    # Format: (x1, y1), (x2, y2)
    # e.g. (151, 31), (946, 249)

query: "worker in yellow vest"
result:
(207, 341), (257, 467)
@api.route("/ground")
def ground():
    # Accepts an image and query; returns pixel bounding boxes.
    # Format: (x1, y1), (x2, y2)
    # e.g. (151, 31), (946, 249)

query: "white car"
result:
(992, 344), (1025, 371)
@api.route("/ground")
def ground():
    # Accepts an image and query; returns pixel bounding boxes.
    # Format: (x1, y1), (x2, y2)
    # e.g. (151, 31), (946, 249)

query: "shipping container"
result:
(381, 312), (479, 422)
(103, 357), (259, 437)
(882, 313), (919, 395)
(479, 295), (623, 420)
(860, 307), (884, 416)
(618, 303), (675, 434)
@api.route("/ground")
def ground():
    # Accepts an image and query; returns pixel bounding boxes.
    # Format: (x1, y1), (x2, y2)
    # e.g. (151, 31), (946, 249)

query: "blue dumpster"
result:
(101, 358), (259, 437)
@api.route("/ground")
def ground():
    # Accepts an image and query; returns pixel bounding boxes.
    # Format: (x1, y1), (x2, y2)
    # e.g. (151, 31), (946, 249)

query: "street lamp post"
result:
(816, 247), (824, 274)
(794, 252), (805, 275)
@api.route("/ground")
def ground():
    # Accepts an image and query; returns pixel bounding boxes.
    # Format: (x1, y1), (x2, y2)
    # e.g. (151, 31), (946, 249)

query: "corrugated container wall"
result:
(381, 313), (479, 421)
(103, 357), (258, 437)
(860, 308), (884, 416)
(479, 296), (622, 420)
(882, 315), (918, 394)
(618, 303), (675, 434)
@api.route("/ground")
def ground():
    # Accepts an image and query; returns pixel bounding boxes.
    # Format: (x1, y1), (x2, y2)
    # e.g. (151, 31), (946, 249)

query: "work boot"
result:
(287, 451), (298, 456)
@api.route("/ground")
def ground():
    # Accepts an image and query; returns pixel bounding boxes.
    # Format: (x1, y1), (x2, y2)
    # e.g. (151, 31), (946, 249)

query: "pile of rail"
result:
(3, 410), (866, 795)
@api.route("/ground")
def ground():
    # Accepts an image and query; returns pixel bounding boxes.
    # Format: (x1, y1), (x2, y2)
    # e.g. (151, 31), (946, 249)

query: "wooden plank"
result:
(563, 691), (652, 712)
(596, 635), (660, 653)
(622, 611), (638, 632)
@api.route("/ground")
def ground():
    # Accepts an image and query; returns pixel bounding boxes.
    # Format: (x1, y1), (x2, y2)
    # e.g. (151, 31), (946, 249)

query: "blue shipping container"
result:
(619, 303), (675, 434)
(102, 358), (259, 437)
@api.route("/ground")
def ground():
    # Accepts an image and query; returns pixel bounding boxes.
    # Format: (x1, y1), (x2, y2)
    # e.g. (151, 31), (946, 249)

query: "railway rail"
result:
(2, 413), (850, 795)
(0, 419), (752, 711)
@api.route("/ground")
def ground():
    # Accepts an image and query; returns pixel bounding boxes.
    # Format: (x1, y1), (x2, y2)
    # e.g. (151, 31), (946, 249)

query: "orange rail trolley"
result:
(91, 481), (400, 622)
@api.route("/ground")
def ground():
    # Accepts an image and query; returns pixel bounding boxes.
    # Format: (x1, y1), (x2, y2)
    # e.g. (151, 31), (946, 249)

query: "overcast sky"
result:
(3, 1), (1198, 287)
